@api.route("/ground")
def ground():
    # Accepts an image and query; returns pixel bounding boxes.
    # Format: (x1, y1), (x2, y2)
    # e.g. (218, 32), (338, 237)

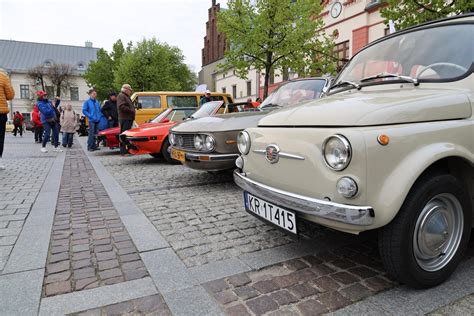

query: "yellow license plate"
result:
(171, 149), (186, 162)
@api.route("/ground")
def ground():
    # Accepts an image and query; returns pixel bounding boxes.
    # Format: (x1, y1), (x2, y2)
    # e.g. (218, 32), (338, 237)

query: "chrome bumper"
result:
(186, 152), (239, 162)
(234, 171), (375, 226)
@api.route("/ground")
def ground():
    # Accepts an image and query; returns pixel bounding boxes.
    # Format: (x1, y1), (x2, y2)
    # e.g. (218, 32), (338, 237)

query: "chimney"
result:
(212, 0), (216, 6)
(85, 41), (93, 48)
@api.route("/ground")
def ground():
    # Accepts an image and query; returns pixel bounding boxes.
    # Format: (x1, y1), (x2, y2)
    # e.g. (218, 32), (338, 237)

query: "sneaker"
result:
(41, 147), (48, 153)
(55, 147), (64, 152)
(0, 162), (5, 170)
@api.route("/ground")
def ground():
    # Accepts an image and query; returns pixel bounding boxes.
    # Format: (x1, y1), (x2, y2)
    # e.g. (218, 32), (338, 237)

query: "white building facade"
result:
(0, 40), (99, 120)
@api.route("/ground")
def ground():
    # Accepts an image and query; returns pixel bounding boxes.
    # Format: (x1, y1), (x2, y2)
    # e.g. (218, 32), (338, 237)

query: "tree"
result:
(27, 65), (47, 91)
(381, 0), (474, 29)
(114, 38), (197, 92)
(217, 0), (336, 98)
(47, 63), (74, 97)
(84, 48), (115, 101)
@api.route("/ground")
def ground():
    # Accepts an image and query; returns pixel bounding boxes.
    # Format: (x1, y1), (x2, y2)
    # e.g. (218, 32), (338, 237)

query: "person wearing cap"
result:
(101, 92), (118, 128)
(36, 90), (62, 153)
(82, 88), (103, 151)
(117, 84), (135, 155)
(200, 90), (212, 106)
(0, 69), (15, 170)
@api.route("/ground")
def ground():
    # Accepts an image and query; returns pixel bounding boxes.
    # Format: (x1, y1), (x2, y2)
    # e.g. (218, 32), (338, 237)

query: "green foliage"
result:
(217, 0), (336, 97)
(84, 48), (116, 101)
(113, 38), (197, 92)
(381, 0), (474, 29)
(84, 38), (196, 101)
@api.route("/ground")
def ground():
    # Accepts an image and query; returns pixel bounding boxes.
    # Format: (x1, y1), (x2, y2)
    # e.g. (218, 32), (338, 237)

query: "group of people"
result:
(82, 84), (134, 156)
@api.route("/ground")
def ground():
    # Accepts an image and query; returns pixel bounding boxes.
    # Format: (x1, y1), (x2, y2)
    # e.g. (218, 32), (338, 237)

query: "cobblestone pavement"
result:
(0, 135), (56, 273)
(203, 242), (395, 315)
(98, 153), (338, 268)
(43, 146), (150, 297)
(71, 294), (172, 316)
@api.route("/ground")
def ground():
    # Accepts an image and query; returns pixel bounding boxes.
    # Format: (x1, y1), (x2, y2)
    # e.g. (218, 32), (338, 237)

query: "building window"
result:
(222, 87), (226, 93)
(334, 40), (350, 70)
(232, 85), (237, 99)
(70, 87), (79, 101)
(246, 81), (252, 96)
(20, 85), (29, 99)
(46, 86), (55, 98)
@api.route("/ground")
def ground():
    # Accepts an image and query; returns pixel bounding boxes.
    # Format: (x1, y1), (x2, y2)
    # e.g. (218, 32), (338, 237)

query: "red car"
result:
(97, 108), (185, 149)
(121, 101), (231, 163)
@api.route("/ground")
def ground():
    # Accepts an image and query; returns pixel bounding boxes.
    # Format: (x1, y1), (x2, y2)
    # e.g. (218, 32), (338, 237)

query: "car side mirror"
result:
(161, 118), (170, 123)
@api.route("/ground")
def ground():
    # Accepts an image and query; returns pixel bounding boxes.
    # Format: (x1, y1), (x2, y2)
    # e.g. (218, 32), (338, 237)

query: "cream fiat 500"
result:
(234, 14), (474, 288)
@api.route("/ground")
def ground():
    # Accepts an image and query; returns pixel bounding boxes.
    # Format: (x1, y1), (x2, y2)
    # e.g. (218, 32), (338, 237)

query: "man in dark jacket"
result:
(102, 92), (118, 128)
(117, 84), (135, 155)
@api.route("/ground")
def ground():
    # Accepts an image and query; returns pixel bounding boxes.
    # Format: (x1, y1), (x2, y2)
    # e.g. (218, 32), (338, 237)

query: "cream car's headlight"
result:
(194, 135), (203, 150)
(237, 131), (251, 155)
(169, 133), (176, 146)
(322, 134), (352, 171)
(204, 135), (215, 151)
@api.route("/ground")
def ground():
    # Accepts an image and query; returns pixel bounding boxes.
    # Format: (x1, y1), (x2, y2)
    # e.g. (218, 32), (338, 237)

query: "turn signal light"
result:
(377, 134), (390, 146)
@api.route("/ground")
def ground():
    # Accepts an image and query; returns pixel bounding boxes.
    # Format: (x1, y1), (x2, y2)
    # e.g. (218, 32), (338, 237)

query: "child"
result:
(60, 103), (78, 148)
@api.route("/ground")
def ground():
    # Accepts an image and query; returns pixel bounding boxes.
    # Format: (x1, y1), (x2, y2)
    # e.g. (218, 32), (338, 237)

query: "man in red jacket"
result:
(12, 111), (24, 137)
(32, 105), (43, 143)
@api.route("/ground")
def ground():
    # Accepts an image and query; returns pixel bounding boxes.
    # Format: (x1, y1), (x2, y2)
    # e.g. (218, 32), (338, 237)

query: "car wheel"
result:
(379, 173), (471, 288)
(161, 138), (180, 164)
(149, 153), (161, 159)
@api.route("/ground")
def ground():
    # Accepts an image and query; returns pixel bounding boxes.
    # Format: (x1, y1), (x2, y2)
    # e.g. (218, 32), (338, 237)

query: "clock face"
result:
(331, 1), (342, 18)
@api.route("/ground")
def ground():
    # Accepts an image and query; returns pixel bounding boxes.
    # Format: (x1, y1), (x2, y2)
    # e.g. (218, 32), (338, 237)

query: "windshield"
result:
(260, 79), (327, 108)
(150, 109), (172, 123)
(191, 101), (224, 119)
(335, 24), (473, 88)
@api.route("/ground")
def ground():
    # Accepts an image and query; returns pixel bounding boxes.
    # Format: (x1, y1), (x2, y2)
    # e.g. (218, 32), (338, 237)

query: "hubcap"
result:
(413, 193), (463, 272)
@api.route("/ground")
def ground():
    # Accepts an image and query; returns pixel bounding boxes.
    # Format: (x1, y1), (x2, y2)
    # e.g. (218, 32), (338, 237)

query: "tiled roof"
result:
(0, 40), (99, 73)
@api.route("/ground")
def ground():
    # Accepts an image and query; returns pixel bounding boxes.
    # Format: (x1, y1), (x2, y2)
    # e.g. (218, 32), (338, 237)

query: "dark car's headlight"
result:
(204, 135), (215, 151)
(237, 131), (251, 155)
(194, 135), (203, 150)
(322, 135), (352, 171)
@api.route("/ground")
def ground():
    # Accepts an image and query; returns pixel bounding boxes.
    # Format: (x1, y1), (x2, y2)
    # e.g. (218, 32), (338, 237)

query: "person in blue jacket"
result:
(82, 88), (103, 151)
(36, 90), (62, 153)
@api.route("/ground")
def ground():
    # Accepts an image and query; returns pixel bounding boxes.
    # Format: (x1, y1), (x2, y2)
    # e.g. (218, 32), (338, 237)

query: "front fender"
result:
(363, 120), (473, 229)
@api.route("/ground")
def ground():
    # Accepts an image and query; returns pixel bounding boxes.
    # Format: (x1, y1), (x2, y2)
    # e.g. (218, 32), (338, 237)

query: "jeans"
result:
(87, 121), (99, 150)
(119, 119), (134, 154)
(62, 132), (74, 148)
(34, 127), (44, 142)
(0, 114), (6, 157)
(42, 121), (59, 148)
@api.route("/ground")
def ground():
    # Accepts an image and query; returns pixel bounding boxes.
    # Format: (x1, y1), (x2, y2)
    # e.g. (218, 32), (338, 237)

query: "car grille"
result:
(174, 134), (195, 151)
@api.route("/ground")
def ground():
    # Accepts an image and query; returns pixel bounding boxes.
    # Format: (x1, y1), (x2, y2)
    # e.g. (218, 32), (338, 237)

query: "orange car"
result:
(121, 101), (233, 163)
(119, 107), (196, 162)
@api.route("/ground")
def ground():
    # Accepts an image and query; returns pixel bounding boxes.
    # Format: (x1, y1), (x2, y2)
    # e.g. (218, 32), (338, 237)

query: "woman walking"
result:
(60, 104), (78, 148)
(32, 104), (43, 143)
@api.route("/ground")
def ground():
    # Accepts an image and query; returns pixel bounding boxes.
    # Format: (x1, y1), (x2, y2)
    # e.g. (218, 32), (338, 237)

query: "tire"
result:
(379, 173), (471, 288)
(149, 153), (161, 159)
(161, 138), (180, 164)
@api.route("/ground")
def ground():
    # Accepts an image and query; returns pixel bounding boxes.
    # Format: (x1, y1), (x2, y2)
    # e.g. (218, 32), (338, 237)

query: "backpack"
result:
(14, 117), (20, 125)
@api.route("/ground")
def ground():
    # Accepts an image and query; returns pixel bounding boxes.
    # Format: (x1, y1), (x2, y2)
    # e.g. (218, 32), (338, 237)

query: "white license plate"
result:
(244, 192), (297, 234)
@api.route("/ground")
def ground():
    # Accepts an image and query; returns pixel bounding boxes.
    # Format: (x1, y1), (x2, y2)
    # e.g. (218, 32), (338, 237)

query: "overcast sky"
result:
(0, 0), (228, 72)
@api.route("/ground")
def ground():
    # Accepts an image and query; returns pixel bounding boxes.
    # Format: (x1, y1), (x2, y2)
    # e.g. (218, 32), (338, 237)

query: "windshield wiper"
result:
(330, 80), (361, 91)
(360, 72), (419, 86)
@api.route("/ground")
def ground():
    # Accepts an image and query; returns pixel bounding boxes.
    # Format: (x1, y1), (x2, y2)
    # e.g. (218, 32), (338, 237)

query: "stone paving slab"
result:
(0, 268), (44, 315)
(39, 277), (158, 316)
(70, 293), (172, 316)
(429, 293), (474, 315)
(43, 147), (149, 297)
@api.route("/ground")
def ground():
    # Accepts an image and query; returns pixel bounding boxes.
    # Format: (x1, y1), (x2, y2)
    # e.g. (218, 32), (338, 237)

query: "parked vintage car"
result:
(169, 77), (332, 171)
(119, 107), (197, 162)
(5, 120), (14, 133)
(234, 14), (474, 288)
